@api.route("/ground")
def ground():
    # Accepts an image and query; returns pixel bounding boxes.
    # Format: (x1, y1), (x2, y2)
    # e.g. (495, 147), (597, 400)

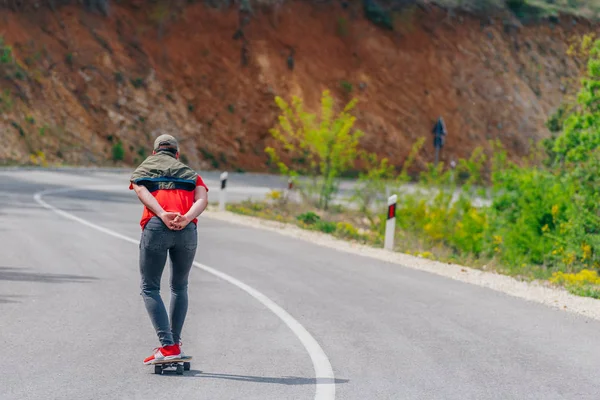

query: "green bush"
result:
(297, 211), (321, 225)
(0, 36), (13, 64)
(335, 221), (359, 239)
(340, 80), (353, 94)
(112, 142), (125, 162)
(316, 220), (337, 234)
(130, 77), (145, 89)
(363, 0), (393, 30)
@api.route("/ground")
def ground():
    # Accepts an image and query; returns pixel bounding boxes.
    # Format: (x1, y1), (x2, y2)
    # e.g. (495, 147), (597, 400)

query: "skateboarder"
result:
(129, 134), (209, 365)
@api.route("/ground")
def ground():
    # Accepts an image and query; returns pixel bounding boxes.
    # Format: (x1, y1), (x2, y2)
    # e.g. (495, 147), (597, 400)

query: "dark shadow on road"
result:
(170, 370), (349, 385)
(0, 267), (98, 283)
(0, 177), (67, 215)
(0, 175), (136, 215)
(0, 295), (23, 304)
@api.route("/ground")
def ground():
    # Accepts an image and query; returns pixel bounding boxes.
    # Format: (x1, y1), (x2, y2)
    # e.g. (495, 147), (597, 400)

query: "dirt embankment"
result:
(0, 1), (597, 171)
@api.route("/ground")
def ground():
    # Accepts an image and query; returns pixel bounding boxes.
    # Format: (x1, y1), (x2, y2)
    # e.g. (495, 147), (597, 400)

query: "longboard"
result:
(149, 356), (193, 375)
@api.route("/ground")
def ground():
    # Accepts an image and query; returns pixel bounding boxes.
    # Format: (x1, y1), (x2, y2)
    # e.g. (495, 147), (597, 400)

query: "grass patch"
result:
(227, 197), (381, 246)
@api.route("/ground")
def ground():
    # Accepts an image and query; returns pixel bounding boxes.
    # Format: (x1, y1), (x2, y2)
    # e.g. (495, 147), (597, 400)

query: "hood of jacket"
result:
(130, 151), (198, 192)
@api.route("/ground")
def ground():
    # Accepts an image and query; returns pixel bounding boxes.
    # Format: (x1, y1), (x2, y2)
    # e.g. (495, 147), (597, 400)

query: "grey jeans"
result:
(139, 216), (197, 346)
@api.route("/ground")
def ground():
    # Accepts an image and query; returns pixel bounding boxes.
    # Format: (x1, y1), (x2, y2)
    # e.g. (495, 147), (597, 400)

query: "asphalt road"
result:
(1, 169), (599, 400)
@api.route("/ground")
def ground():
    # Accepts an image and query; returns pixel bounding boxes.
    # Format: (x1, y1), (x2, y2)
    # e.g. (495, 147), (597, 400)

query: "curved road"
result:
(1, 169), (600, 400)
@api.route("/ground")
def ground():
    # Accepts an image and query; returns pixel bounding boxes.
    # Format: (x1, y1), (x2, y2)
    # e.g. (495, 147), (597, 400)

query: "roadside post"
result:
(219, 171), (228, 211)
(286, 178), (294, 202)
(384, 194), (397, 251)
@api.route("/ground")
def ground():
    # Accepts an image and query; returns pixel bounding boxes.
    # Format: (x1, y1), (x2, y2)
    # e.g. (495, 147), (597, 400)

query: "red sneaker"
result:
(178, 341), (187, 358)
(143, 344), (181, 365)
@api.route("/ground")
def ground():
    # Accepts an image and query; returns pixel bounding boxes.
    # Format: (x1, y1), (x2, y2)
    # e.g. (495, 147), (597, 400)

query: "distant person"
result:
(129, 134), (209, 365)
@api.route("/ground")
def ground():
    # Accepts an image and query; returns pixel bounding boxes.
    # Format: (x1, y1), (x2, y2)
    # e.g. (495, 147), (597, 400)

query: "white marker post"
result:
(384, 194), (397, 251)
(285, 178), (294, 202)
(219, 171), (228, 211)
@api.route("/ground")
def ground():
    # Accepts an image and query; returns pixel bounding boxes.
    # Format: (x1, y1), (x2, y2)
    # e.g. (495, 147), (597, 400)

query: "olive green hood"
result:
(130, 151), (197, 192)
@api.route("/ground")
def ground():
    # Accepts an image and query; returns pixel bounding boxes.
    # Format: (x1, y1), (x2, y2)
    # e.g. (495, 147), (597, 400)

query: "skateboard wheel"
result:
(176, 364), (184, 375)
(183, 362), (190, 371)
(154, 365), (162, 375)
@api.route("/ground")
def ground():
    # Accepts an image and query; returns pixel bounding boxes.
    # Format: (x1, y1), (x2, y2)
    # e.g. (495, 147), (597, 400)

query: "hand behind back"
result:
(171, 214), (192, 230)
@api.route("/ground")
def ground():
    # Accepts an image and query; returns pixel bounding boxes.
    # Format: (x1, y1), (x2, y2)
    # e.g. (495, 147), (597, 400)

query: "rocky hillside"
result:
(0, 1), (597, 171)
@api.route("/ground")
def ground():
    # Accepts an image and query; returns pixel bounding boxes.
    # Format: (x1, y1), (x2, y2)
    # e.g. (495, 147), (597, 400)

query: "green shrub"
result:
(297, 211), (321, 225)
(130, 77), (145, 89)
(0, 37), (13, 64)
(11, 121), (25, 137)
(340, 80), (353, 94)
(317, 220), (337, 234)
(363, 0), (393, 30)
(249, 202), (266, 212)
(335, 221), (359, 239)
(112, 142), (125, 161)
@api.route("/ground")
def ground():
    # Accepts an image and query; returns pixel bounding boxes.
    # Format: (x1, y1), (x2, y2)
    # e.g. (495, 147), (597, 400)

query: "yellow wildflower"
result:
(582, 243), (592, 261)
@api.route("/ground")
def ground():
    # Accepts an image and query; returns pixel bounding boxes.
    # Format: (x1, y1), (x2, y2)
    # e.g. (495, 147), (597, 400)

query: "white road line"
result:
(34, 187), (335, 400)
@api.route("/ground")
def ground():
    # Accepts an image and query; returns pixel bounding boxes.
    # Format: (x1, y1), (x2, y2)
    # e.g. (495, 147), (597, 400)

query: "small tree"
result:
(266, 90), (363, 210)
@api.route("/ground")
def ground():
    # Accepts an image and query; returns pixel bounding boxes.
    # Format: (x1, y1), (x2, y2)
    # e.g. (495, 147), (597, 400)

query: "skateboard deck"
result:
(150, 355), (192, 365)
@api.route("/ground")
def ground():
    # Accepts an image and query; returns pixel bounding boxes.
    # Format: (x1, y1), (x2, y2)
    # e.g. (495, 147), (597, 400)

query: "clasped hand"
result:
(159, 211), (191, 231)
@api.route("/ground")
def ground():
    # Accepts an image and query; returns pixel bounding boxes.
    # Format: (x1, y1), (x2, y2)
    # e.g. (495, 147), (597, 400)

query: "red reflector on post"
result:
(387, 203), (396, 220)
